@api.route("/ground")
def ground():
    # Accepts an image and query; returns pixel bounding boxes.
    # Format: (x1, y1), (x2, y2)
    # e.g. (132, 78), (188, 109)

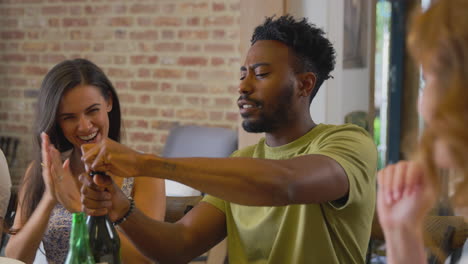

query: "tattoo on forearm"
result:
(162, 162), (176, 171)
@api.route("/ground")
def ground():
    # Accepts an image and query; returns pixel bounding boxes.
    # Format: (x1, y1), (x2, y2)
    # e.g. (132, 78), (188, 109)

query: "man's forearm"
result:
(140, 154), (293, 206)
(118, 207), (195, 264)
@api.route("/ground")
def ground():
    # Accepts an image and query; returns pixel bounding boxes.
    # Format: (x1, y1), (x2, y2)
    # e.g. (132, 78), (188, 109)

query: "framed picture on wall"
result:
(343, 0), (368, 69)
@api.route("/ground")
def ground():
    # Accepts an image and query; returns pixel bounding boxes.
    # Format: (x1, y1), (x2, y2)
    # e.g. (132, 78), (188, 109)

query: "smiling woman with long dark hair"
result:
(5, 59), (165, 264)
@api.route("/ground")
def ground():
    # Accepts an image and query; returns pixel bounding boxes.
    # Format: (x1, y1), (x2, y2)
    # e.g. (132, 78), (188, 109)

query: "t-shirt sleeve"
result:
(202, 194), (226, 213)
(313, 126), (377, 210)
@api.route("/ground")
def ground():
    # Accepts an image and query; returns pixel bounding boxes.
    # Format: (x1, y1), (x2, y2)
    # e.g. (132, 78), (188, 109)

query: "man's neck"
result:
(265, 118), (316, 147)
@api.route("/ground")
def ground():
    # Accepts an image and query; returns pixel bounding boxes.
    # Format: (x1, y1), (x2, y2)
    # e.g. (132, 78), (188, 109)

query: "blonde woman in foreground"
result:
(377, 0), (468, 263)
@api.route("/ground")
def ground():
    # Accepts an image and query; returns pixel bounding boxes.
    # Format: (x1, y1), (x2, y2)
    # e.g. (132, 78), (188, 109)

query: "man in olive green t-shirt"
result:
(80, 15), (377, 264)
(204, 124), (376, 263)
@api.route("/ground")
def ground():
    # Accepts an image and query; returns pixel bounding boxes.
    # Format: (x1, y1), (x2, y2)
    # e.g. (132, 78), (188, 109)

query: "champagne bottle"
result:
(65, 212), (95, 264)
(87, 171), (121, 264)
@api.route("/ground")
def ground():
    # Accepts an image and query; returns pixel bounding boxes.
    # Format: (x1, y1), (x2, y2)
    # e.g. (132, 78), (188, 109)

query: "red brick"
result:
(131, 56), (158, 65)
(210, 111), (223, 121)
(186, 44), (201, 52)
(130, 4), (159, 14)
(161, 109), (174, 118)
(128, 107), (158, 117)
(5, 124), (29, 133)
(138, 68), (151, 78)
(226, 112), (239, 121)
(84, 5), (111, 15)
(160, 82), (173, 92)
(0, 19), (18, 27)
(130, 132), (154, 142)
(161, 30), (175, 40)
(63, 18), (88, 27)
(176, 84), (206, 93)
(42, 6), (67, 15)
(70, 6), (82, 15)
(24, 66), (48, 76)
(114, 81), (129, 90)
(186, 96), (200, 105)
(211, 57), (224, 66)
(153, 17), (182, 26)
(213, 30), (225, 39)
(137, 42), (152, 52)
(154, 43), (183, 52)
(153, 95), (182, 105)
(130, 30), (158, 40)
(107, 68), (134, 78)
(186, 17), (199, 26)
(113, 5), (127, 14)
(64, 42), (91, 52)
(2, 54), (27, 62)
(28, 54), (40, 63)
(4, 78), (27, 86)
(176, 109), (207, 120)
(131, 81), (158, 91)
(205, 43), (235, 53)
(179, 2), (209, 13)
(153, 69), (182, 79)
(114, 56), (126, 65)
(22, 42), (47, 52)
(215, 97), (233, 106)
(0, 8), (24, 16)
(203, 16), (234, 26)
(108, 17), (133, 27)
(186, 71), (199, 80)
(83, 54), (112, 65)
(28, 31), (39, 39)
(62, 0), (86, 2)
(139, 95), (151, 104)
(161, 3), (175, 14)
(178, 30), (209, 40)
(213, 3), (226, 11)
(151, 120), (179, 130)
(178, 57), (207, 66)
(135, 120), (149, 129)
(230, 3), (240, 11)
(118, 93), (136, 103)
(41, 54), (66, 63)
(49, 18), (60, 27)
(137, 17), (151, 27)
(1, 31), (24, 39)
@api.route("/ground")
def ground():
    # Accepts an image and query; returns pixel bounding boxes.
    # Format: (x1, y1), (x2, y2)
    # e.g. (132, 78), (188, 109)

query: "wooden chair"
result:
(369, 214), (468, 263)
(0, 136), (19, 168)
(165, 196), (203, 223)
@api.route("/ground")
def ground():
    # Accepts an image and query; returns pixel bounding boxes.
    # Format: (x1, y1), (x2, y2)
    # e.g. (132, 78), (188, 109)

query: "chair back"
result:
(162, 125), (238, 196)
(0, 136), (19, 168)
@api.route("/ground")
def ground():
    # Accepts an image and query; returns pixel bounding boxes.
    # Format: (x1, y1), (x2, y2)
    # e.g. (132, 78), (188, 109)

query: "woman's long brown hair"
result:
(18, 59), (122, 221)
(408, 0), (468, 211)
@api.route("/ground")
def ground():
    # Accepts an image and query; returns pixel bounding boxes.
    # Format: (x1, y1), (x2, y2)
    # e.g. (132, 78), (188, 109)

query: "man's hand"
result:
(79, 172), (130, 222)
(81, 138), (143, 179)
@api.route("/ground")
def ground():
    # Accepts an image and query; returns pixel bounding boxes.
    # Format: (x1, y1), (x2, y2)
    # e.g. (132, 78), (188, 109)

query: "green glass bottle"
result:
(87, 171), (121, 264)
(86, 215), (121, 264)
(65, 212), (95, 264)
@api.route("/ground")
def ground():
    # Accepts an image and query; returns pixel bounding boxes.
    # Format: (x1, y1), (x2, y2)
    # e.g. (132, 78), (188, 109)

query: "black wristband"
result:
(113, 197), (135, 226)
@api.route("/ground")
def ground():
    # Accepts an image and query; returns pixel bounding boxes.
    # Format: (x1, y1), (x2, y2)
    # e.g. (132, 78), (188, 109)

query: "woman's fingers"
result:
(392, 161), (408, 202)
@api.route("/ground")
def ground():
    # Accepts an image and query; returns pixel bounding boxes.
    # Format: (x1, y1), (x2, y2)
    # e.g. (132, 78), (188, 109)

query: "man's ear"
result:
(297, 72), (317, 98)
(106, 92), (113, 112)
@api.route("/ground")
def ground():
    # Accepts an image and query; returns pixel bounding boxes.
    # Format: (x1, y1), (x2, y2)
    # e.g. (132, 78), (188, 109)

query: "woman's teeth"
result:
(79, 131), (97, 141)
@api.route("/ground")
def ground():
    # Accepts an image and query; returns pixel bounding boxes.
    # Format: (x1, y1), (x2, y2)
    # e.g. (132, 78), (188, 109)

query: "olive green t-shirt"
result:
(203, 124), (377, 264)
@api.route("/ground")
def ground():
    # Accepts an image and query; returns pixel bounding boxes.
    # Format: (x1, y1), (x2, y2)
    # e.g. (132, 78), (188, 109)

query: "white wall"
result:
(288, 0), (372, 125)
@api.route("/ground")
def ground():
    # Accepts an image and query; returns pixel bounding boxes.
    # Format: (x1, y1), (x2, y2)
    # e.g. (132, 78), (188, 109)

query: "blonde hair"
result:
(408, 0), (468, 207)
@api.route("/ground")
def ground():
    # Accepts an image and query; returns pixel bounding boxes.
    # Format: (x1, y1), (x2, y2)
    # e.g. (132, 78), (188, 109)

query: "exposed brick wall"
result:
(0, 0), (241, 186)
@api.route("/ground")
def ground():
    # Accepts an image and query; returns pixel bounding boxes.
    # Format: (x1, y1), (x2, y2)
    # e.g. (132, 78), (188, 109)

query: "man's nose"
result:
(238, 77), (253, 95)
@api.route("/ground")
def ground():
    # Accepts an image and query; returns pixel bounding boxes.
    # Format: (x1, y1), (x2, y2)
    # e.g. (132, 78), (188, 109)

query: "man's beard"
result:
(242, 84), (294, 133)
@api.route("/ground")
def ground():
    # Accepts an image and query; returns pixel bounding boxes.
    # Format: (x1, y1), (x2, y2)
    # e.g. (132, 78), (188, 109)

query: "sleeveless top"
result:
(41, 150), (135, 264)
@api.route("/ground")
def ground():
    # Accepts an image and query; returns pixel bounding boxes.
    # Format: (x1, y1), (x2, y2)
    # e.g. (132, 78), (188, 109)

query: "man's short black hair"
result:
(251, 15), (336, 103)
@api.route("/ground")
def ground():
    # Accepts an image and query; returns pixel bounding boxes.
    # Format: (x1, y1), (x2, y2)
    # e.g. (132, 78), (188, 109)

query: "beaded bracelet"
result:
(113, 197), (135, 226)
